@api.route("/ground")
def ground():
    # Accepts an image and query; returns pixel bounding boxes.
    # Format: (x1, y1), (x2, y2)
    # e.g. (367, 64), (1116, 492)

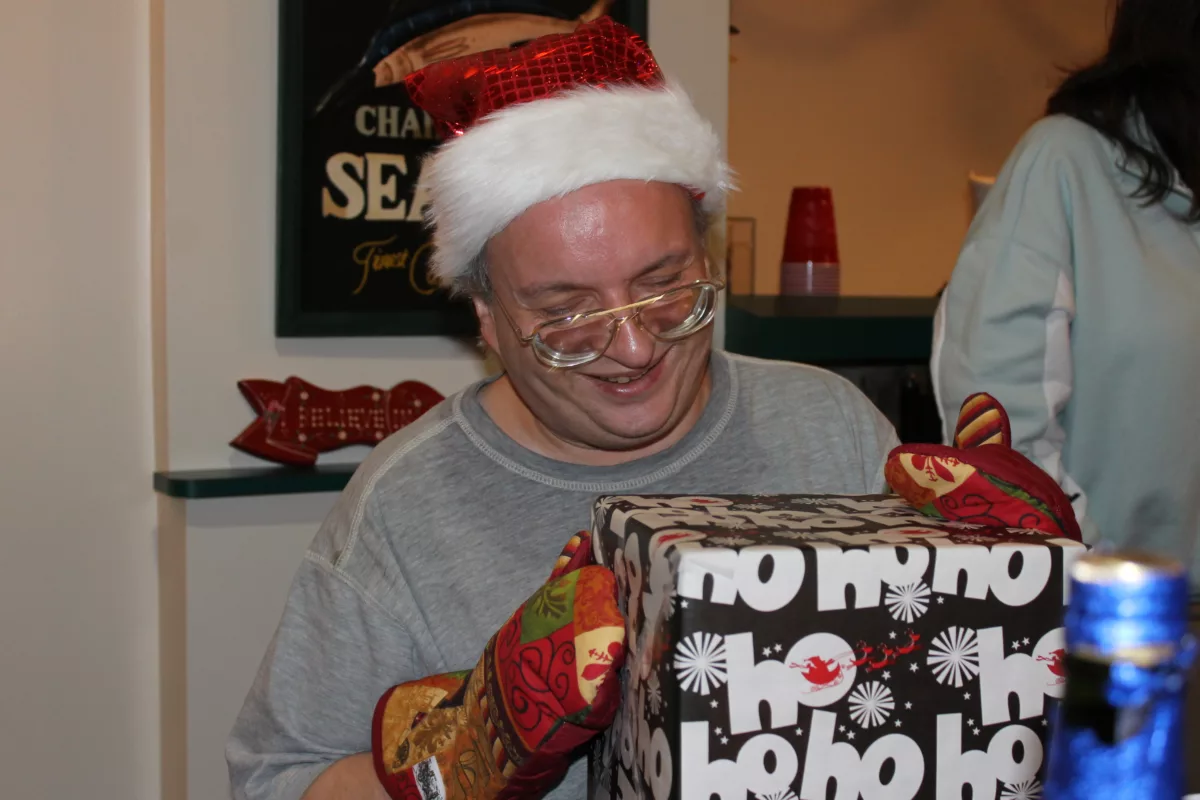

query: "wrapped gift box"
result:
(587, 494), (1087, 800)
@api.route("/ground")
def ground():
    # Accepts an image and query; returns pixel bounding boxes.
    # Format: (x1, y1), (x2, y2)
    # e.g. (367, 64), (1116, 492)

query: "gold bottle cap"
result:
(1071, 551), (1185, 586)
(1068, 551), (1188, 667)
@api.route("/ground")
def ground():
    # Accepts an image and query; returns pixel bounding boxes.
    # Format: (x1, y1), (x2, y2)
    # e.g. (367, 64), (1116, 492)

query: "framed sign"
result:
(276, 1), (650, 337)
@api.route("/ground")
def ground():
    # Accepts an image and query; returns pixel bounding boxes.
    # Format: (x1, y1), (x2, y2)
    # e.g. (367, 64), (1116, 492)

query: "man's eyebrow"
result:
(516, 253), (691, 302)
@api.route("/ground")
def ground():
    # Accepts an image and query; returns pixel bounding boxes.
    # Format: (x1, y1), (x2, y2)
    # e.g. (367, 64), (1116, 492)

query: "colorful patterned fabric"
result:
(952, 392), (1011, 449)
(885, 393), (1083, 540)
(372, 531), (625, 800)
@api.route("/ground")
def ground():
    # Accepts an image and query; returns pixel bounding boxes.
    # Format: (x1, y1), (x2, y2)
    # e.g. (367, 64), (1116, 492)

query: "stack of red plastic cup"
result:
(779, 187), (841, 296)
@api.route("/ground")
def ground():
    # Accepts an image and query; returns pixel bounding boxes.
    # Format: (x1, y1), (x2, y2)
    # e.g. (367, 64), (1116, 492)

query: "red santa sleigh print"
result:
(784, 632), (862, 704)
(848, 630), (921, 673)
(791, 655), (845, 691)
(1038, 648), (1066, 686)
(789, 629), (924, 688)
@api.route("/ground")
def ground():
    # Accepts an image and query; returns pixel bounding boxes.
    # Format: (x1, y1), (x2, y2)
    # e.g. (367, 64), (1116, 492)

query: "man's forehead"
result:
(486, 180), (702, 295)
(514, 253), (697, 300)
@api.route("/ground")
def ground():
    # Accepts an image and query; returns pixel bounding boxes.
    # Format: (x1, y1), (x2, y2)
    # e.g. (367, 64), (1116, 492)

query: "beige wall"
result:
(0, 1), (161, 799)
(728, 0), (1111, 297)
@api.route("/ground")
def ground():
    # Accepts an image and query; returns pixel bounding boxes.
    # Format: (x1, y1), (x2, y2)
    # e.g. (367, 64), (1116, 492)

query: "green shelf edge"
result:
(153, 463), (358, 499)
(724, 294), (939, 365)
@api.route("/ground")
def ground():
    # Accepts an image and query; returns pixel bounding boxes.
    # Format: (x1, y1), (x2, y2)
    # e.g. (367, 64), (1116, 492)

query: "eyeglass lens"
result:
(536, 284), (714, 360)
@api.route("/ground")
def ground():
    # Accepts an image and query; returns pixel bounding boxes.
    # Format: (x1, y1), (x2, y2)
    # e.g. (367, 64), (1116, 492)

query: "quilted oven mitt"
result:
(885, 392), (1083, 540)
(372, 531), (626, 800)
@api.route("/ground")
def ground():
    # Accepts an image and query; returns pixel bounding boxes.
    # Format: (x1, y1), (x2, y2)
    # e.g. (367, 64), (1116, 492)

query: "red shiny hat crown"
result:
(405, 16), (663, 137)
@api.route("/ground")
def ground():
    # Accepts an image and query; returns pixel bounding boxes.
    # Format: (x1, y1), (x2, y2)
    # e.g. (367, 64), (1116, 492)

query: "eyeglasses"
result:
(494, 278), (725, 369)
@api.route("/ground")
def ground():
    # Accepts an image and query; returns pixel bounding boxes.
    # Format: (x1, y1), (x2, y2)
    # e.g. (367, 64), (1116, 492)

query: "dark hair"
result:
(1045, 0), (1200, 221)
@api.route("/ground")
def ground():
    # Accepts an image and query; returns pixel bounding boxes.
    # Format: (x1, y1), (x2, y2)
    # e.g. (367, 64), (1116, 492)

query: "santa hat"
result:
(404, 17), (734, 292)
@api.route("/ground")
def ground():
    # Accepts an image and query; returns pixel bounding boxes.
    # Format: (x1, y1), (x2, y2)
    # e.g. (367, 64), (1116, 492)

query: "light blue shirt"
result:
(932, 113), (1200, 588)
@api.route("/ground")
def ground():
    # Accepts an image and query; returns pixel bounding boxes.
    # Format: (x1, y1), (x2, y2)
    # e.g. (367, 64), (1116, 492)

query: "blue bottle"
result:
(1045, 552), (1196, 800)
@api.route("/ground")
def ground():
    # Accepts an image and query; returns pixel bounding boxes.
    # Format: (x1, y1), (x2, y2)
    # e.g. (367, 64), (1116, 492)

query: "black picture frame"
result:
(275, 1), (650, 338)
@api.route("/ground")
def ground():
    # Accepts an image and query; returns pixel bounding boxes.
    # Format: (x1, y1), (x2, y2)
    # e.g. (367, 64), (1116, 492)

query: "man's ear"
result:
(473, 295), (500, 353)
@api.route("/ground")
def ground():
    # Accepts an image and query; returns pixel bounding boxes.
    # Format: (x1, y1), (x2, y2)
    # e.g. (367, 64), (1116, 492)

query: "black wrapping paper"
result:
(587, 494), (1087, 800)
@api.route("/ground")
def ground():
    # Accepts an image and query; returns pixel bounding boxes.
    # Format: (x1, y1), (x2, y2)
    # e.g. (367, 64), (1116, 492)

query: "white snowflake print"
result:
(646, 673), (663, 715)
(847, 681), (895, 728)
(710, 536), (754, 547)
(885, 580), (931, 623)
(943, 521), (985, 530)
(596, 765), (612, 792)
(952, 533), (1000, 545)
(775, 530), (828, 541)
(662, 583), (678, 620)
(1000, 779), (1043, 800)
(927, 626), (981, 687)
(755, 792), (799, 800)
(674, 632), (728, 695)
(737, 503), (775, 511)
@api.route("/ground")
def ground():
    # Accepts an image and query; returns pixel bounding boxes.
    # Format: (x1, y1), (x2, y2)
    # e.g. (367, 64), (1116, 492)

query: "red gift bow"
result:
(230, 377), (444, 466)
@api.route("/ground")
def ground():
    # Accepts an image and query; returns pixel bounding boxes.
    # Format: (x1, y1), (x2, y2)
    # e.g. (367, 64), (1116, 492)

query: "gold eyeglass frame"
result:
(492, 270), (726, 369)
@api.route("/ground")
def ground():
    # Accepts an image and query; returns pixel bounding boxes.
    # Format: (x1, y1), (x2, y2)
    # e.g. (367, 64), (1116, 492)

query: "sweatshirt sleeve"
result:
(226, 500), (420, 800)
(820, 368), (903, 494)
(930, 118), (1095, 537)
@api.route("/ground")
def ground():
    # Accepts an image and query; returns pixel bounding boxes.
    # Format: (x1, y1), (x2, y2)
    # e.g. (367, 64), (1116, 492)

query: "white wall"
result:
(161, 0), (491, 473)
(0, 1), (161, 799)
(158, 2), (730, 799)
(650, 0), (731, 344)
(727, 0), (1111, 296)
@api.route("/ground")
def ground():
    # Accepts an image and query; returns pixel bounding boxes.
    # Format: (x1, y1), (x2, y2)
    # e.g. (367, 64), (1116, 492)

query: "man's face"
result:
(475, 180), (714, 453)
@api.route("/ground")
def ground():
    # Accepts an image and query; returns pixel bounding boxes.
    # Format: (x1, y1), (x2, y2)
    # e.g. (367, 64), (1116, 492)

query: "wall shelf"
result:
(724, 295), (939, 365)
(153, 463), (357, 499)
(157, 295), (938, 500)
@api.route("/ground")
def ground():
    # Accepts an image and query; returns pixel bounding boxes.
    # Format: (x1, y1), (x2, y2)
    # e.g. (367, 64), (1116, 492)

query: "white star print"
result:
(681, 600), (689, 608)
(715, 727), (723, 735)
(1042, 719), (1048, 727)
(882, 670), (892, 680)
(1023, 637), (1031, 646)
(711, 699), (718, 708)
(1011, 640), (1021, 649)
(967, 719), (974, 726)
(847, 731), (856, 740)
(839, 725), (846, 733)
(774, 644), (783, 653)
(721, 736), (729, 745)
(895, 720), (902, 728)
(909, 663), (919, 672)
(972, 727), (980, 736)
(905, 702), (913, 710)
(795, 727), (804, 737)
(964, 692), (972, 700)
(889, 631), (897, 640)
(937, 597), (945, 604)
(762, 647), (772, 657)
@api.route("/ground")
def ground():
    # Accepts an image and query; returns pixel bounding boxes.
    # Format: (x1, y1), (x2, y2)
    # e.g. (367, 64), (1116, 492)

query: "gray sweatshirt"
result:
(226, 350), (900, 800)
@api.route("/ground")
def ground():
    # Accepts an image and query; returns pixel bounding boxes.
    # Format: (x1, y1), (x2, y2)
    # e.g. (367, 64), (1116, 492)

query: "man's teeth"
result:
(601, 375), (639, 384)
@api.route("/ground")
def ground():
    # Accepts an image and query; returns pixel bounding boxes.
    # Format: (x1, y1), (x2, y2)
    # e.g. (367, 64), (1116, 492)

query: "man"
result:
(228, 18), (898, 800)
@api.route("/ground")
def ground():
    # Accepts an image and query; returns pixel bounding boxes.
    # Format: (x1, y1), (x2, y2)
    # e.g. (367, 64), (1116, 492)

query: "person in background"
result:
(226, 19), (898, 800)
(932, 0), (1200, 586)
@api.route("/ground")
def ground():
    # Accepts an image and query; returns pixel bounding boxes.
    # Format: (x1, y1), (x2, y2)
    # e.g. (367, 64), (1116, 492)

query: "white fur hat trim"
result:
(419, 79), (734, 288)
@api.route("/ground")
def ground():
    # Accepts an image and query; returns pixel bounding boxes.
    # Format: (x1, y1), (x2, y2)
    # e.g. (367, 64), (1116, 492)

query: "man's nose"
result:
(604, 315), (656, 369)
